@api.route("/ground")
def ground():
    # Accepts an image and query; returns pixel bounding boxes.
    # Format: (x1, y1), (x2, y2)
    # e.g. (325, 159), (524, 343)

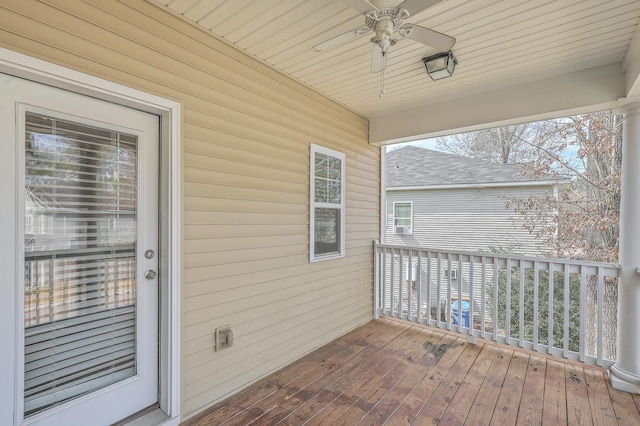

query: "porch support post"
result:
(610, 100), (640, 394)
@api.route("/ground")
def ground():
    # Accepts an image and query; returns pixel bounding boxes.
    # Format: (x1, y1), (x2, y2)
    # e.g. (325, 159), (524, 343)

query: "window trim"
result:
(393, 201), (413, 235)
(310, 144), (346, 262)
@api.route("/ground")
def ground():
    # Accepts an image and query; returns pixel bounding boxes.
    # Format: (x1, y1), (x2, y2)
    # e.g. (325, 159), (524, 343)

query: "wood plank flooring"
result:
(182, 317), (640, 425)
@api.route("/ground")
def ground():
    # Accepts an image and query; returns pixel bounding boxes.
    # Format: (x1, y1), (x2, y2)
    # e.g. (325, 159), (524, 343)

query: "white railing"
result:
(374, 242), (620, 367)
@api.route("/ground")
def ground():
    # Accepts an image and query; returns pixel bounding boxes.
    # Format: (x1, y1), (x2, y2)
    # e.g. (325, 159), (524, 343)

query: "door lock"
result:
(144, 270), (157, 280)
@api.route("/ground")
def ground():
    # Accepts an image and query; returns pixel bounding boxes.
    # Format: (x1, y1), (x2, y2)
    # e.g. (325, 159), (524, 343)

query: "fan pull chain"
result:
(379, 65), (385, 98)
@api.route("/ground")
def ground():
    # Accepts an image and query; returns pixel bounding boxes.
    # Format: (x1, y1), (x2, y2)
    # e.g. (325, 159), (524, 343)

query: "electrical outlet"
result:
(215, 325), (233, 351)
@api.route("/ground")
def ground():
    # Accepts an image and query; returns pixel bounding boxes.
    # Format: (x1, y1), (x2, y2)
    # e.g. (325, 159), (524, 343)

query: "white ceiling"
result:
(154, 0), (640, 143)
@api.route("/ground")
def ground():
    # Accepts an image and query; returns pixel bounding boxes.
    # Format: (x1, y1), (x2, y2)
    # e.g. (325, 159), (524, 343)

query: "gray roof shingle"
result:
(386, 145), (544, 187)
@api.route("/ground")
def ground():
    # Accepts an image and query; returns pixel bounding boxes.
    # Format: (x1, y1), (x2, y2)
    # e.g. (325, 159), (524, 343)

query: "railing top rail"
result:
(374, 241), (620, 271)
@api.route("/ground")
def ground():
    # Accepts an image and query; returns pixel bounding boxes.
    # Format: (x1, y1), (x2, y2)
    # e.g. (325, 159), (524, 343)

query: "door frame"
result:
(0, 47), (181, 425)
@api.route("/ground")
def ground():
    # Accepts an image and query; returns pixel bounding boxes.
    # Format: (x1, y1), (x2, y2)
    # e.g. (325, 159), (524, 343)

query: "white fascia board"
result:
(369, 64), (624, 145)
(387, 180), (561, 191)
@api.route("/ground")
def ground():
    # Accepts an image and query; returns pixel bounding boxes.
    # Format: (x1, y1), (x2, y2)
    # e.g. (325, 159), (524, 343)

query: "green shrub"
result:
(487, 266), (581, 352)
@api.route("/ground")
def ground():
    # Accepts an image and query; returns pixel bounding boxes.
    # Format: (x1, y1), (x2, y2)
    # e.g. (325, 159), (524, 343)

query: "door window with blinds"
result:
(23, 113), (139, 415)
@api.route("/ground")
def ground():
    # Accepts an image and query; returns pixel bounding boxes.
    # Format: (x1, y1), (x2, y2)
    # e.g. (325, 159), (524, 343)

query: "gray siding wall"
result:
(385, 186), (555, 257)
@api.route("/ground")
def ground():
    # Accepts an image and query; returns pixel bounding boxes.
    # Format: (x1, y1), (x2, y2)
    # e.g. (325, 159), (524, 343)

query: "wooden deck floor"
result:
(183, 317), (640, 425)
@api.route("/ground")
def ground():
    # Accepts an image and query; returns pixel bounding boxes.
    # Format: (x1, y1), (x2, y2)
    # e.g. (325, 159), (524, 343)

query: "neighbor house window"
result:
(393, 202), (413, 235)
(310, 144), (345, 261)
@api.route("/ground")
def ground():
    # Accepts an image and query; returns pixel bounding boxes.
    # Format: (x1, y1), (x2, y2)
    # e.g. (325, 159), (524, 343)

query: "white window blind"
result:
(23, 113), (138, 416)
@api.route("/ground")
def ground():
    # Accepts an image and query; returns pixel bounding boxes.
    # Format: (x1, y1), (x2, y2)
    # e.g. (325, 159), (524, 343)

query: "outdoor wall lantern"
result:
(422, 50), (457, 80)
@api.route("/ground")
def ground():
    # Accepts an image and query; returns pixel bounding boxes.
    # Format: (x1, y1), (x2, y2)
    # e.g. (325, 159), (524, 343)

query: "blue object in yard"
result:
(451, 300), (470, 327)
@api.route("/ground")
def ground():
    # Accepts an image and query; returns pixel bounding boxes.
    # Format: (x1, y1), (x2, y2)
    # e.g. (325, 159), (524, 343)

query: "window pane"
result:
(315, 153), (327, 178)
(314, 208), (340, 255)
(328, 157), (341, 180)
(24, 113), (138, 416)
(314, 178), (327, 202)
(395, 203), (411, 218)
(328, 181), (341, 204)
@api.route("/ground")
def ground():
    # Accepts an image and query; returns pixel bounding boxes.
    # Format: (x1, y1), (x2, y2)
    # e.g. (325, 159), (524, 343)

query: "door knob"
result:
(144, 270), (157, 280)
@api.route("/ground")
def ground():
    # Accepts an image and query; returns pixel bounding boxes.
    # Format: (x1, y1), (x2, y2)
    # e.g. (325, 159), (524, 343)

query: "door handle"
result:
(144, 270), (157, 280)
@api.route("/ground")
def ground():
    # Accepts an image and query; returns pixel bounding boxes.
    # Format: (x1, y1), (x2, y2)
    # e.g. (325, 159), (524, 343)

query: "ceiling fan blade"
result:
(371, 43), (387, 73)
(396, 0), (443, 16)
(343, 0), (379, 14)
(403, 24), (456, 51)
(313, 26), (370, 51)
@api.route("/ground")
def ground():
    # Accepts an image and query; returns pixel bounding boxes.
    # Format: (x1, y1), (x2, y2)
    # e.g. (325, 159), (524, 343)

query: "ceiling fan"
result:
(313, 0), (456, 96)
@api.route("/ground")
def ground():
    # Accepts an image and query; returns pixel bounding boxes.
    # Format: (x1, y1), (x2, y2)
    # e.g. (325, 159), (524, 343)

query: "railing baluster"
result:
(400, 249), (405, 319)
(563, 263), (570, 358)
(407, 250), (412, 321)
(374, 242), (380, 319)
(437, 252), (442, 327)
(34, 261), (38, 325)
(380, 245), (384, 317)
(49, 257), (55, 322)
(506, 258), (511, 344)
(469, 255), (474, 334)
(390, 248), (396, 318)
(579, 266), (586, 363)
(426, 251), (432, 324)
(519, 259), (525, 347)
(456, 254), (463, 330)
(447, 254), (453, 330)
(533, 261), (539, 351)
(548, 262), (555, 355)
(597, 267), (604, 366)
(416, 251), (422, 322)
(381, 248), (386, 314)
(493, 257), (499, 343)
(481, 256), (486, 339)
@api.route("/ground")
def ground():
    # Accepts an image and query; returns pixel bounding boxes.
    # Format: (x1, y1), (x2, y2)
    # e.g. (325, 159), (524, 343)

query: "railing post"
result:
(610, 100), (640, 394)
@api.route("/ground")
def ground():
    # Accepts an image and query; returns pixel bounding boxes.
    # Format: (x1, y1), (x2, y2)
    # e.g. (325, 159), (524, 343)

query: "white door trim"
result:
(0, 47), (181, 425)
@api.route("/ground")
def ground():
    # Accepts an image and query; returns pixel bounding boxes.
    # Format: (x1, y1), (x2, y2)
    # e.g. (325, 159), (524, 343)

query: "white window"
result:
(393, 202), (413, 235)
(310, 144), (345, 261)
(444, 268), (458, 279)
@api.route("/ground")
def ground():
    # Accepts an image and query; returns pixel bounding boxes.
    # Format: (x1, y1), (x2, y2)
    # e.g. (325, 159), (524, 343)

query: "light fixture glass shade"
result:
(422, 51), (457, 80)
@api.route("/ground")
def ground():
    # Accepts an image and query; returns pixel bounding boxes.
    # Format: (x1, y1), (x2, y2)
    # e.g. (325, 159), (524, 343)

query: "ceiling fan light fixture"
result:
(422, 50), (457, 80)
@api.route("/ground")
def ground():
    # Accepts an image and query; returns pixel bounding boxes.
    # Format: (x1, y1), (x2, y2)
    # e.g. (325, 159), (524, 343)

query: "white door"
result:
(0, 75), (159, 425)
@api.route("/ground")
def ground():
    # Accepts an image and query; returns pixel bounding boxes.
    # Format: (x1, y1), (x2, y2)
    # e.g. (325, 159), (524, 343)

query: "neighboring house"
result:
(384, 146), (562, 317)
(385, 146), (560, 256)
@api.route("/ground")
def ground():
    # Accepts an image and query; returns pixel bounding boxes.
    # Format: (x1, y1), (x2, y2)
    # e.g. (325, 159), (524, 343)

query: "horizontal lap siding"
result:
(0, 0), (378, 419)
(386, 187), (554, 256)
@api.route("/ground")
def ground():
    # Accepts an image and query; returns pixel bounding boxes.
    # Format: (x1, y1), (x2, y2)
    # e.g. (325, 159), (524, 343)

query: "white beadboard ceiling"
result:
(154, 0), (640, 140)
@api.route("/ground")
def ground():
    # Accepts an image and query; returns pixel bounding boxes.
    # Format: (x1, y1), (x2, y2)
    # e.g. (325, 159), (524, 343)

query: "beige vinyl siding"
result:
(0, 0), (378, 419)
(385, 186), (555, 256)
